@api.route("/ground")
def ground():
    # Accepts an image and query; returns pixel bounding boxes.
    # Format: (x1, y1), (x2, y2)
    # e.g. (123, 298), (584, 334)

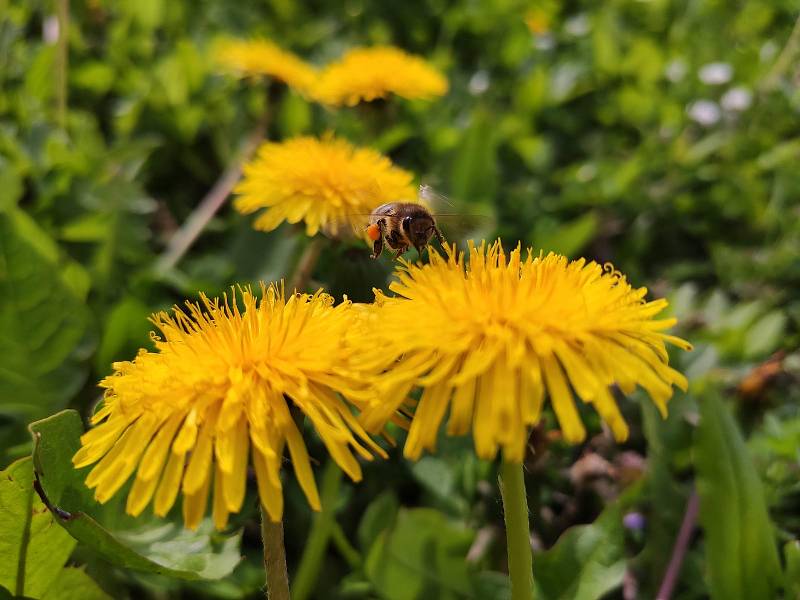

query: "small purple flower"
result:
(623, 511), (646, 531)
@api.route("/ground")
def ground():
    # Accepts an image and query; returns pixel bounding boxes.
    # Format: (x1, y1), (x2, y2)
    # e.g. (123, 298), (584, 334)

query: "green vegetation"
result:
(2, 1), (799, 598)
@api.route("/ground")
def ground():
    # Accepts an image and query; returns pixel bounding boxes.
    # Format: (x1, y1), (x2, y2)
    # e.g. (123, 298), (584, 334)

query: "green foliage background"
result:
(1, 0), (799, 598)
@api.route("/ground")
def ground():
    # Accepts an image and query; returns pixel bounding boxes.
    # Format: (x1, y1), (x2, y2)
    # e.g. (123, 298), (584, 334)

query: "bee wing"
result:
(433, 212), (497, 241)
(418, 183), (455, 210)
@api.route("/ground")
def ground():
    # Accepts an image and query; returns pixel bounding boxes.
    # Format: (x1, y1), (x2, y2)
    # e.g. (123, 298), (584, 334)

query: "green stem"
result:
(331, 521), (362, 568)
(155, 92), (271, 274)
(55, 0), (69, 129)
(287, 236), (325, 293)
(260, 506), (290, 600)
(761, 13), (800, 92)
(499, 459), (535, 600)
(292, 460), (343, 600)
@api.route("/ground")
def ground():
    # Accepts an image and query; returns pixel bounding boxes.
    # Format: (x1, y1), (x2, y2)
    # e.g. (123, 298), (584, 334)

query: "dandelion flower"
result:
(312, 46), (448, 106)
(72, 284), (385, 530)
(214, 38), (317, 94)
(358, 241), (692, 462)
(234, 135), (416, 236)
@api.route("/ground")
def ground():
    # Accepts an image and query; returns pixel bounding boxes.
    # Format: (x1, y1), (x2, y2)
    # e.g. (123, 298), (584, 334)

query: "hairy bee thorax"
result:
(367, 202), (445, 259)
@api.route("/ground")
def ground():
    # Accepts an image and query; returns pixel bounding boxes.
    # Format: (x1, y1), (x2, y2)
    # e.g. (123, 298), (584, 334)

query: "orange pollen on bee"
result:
(366, 223), (381, 241)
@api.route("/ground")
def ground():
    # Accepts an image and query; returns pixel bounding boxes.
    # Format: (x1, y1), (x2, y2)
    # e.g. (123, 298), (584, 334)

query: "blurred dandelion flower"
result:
(214, 38), (317, 94)
(234, 135), (416, 236)
(312, 46), (448, 106)
(72, 284), (385, 530)
(359, 241), (691, 462)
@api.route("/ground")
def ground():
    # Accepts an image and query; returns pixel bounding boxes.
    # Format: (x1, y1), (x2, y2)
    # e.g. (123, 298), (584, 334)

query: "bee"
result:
(366, 202), (445, 259)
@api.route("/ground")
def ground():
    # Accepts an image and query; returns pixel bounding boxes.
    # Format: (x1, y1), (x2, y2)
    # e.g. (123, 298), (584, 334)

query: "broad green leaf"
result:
(0, 459), (107, 599)
(0, 166), (22, 211)
(450, 109), (497, 208)
(411, 457), (456, 501)
(743, 311), (786, 359)
(29, 410), (242, 581)
(0, 209), (90, 421)
(0, 585), (35, 600)
(531, 212), (598, 258)
(695, 393), (782, 599)
(0, 458), (76, 598)
(784, 541), (800, 598)
(94, 296), (152, 375)
(533, 503), (626, 600)
(364, 508), (476, 600)
(357, 491), (399, 552)
(40, 568), (110, 600)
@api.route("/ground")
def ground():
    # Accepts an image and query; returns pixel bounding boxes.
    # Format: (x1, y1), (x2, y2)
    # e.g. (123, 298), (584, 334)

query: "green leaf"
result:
(784, 541), (800, 598)
(695, 393), (782, 599)
(531, 212), (598, 257)
(0, 458), (76, 598)
(533, 503), (626, 600)
(94, 296), (152, 374)
(411, 457), (455, 501)
(0, 459), (108, 598)
(0, 166), (23, 211)
(40, 568), (110, 600)
(364, 508), (476, 600)
(0, 210), (90, 421)
(743, 311), (786, 359)
(450, 109), (498, 207)
(357, 491), (399, 552)
(29, 410), (242, 581)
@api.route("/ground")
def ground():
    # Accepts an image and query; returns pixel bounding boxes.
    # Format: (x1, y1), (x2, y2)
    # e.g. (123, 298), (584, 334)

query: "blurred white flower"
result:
(42, 15), (59, 45)
(565, 14), (591, 37)
(760, 41), (779, 62)
(665, 59), (687, 83)
(721, 87), (752, 112)
(687, 100), (721, 126)
(534, 34), (556, 51)
(468, 70), (490, 95)
(577, 163), (597, 182)
(698, 62), (733, 85)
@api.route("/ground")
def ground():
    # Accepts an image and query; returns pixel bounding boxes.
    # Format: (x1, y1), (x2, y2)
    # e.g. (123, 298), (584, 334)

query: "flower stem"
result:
(55, 0), (69, 129)
(656, 489), (699, 600)
(292, 460), (343, 600)
(288, 236), (325, 293)
(260, 506), (290, 600)
(155, 95), (270, 274)
(499, 459), (534, 600)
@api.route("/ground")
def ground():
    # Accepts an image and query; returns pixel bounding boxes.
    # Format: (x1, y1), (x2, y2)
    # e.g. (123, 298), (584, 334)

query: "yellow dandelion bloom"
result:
(312, 46), (448, 106)
(72, 284), (385, 530)
(234, 135), (417, 236)
(214, 38), (317, 94)
(358, 241), (692, 462)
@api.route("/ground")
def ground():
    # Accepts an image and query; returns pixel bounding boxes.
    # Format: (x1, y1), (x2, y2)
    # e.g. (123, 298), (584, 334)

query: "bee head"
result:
(402, 214), (436, 253)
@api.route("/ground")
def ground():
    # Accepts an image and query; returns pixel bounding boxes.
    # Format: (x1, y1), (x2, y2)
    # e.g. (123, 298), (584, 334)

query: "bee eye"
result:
(402, 217), (412, 233)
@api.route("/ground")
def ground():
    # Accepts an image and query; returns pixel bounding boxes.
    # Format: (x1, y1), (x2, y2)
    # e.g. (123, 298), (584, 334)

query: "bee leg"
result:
(371, 237), (384, 259)
(432, 226), (445, 247)
(392, 247), (407, 260)
(370, 220), (386, 259)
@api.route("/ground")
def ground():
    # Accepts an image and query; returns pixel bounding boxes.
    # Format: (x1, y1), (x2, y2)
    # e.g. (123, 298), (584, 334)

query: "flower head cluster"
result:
(356, 241), (692, 462)
(214, 38), (317, 94)
(312, 46), (448, 106)
(234, 135), (417, 236)
(72, 284), (385, 529)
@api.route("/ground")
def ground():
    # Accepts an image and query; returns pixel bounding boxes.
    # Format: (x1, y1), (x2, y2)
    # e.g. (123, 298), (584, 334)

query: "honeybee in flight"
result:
(365, 185), (447, 259)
